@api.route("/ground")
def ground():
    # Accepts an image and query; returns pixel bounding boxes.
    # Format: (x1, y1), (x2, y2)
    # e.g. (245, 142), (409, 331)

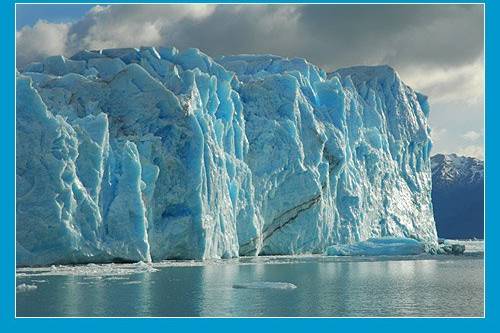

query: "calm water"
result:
(16, 254), (484, 317)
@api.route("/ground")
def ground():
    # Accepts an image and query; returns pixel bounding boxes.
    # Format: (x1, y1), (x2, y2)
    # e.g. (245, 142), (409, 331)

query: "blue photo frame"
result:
(1, 0), (497, 329)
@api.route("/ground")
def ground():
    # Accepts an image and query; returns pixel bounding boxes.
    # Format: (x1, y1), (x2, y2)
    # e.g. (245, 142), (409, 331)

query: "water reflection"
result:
(16, 257), (484, 317)
(199, 263), (239, 316)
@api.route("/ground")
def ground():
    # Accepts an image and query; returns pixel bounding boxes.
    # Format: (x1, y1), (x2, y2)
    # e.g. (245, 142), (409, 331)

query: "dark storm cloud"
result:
(296, 4), (484, 69)
(17, 4), (484, 72)
(164, 5), (302, 57)
(160, 4), (484, 71)
(16, 4), (484, 158)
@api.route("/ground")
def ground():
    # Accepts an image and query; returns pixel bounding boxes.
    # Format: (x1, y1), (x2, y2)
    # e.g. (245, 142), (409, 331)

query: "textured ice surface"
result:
(17, 47), (436, 266)
(16, 261), (158, 277)
(325, 237), (425, 256)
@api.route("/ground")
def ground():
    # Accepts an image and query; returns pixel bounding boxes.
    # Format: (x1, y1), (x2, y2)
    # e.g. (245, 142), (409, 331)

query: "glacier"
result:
(16, 47), (437, 266)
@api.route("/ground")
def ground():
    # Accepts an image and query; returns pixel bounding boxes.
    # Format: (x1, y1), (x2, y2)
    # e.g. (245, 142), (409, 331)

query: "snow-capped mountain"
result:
(431, 154), (484, 239)
(16, 47), (436, 266)
(431, 153), (484, 186)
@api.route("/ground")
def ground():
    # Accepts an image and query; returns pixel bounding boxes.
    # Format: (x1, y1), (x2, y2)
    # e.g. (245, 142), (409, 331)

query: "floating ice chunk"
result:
(459, 240), (484, 254)
(104, 276), (130, 281)
(435, 243), (466, 255)
(232, 282), (297, 290)
(17, 262), (158, 278)
(132, 261), (159, 272)
(325, 237), (425, 256)
(123, 281), (143, 285)
(16, 283), (37, 293)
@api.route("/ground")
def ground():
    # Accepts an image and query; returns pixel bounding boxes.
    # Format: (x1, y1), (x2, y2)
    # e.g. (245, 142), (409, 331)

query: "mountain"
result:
(431, 154), (484, 239)
(16, 47), (436, 266)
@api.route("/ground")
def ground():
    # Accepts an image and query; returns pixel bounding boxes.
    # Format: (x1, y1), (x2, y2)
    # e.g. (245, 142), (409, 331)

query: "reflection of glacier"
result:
(16, 47), (436, 266)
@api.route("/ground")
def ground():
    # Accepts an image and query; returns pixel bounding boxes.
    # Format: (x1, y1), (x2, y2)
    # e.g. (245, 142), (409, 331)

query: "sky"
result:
(15, 4), (485, 159)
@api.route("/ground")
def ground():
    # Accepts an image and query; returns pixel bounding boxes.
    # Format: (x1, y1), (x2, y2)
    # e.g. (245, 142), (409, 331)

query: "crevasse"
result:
(16, 47), (436, 266)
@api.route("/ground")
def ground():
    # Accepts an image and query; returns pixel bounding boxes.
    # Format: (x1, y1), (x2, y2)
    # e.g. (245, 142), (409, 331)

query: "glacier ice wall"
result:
(16, 47), (436, 266)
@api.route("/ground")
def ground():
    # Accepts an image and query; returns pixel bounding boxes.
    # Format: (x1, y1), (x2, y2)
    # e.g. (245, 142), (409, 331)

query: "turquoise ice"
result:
(16, 47), (436, 266)
(325, 237), (426, 256)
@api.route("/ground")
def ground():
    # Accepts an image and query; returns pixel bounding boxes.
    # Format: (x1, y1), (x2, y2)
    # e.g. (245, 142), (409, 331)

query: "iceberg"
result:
(16, 283), (38, 293)
(16, 47), (437, 266)
(325, 237), (425, 256)
(232, 282), (297, 290)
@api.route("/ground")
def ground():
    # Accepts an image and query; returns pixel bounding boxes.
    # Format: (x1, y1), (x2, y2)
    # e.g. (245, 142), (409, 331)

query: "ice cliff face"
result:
(16, 47), (437, 266)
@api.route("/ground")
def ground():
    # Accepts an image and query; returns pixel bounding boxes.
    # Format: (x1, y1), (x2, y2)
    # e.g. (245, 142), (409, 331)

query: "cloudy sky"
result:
(16, 4), (484, 159)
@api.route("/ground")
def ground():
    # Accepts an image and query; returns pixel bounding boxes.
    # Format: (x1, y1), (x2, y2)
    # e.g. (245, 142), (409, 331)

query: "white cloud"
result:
(462, 130), (482, 141)
(16, 4), (218, 67)
(430, 127), (447, 143)
(79, 19), (163, 50)
(399, 55), (484, 107)
(457, 145), (484, 160)
(79, 4), (216, 48)
(16, 20), (70, 67)
(87, 5), (110, 14)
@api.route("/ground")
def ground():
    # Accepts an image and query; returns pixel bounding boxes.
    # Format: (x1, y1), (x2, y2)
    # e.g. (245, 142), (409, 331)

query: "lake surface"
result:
(16, 245), (484, 317)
